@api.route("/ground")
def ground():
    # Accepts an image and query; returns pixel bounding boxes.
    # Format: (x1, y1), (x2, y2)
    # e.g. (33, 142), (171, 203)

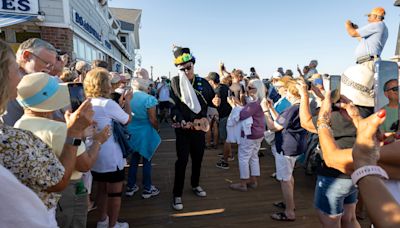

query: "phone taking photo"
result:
(68, 83), (85, 112)
(374, 61), (400, 134)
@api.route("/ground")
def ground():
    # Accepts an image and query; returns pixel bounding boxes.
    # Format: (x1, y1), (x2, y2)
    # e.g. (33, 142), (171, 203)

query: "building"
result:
(0, 0), (141, 73)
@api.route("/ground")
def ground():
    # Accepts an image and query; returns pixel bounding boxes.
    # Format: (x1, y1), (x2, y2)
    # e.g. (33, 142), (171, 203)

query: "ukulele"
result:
(171, 118), (210, 132)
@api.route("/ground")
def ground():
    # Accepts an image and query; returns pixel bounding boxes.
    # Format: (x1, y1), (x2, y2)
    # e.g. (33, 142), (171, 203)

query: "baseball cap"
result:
(17, 72), (70, 112)
(368, 7), (385, 17)
(271, 71), (282, 79)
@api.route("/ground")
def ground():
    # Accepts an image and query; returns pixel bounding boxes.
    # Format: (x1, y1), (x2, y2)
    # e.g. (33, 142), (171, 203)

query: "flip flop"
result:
(273, 201), (286, 209)
(271, 212), (295, 222)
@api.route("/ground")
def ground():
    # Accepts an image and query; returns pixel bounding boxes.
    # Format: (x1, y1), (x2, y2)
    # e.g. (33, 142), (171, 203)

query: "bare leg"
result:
(96, 182), (108, 221)
(341, 203), (360, 228)
(107, 182), (123, 227)
(280, 176), (295, 219)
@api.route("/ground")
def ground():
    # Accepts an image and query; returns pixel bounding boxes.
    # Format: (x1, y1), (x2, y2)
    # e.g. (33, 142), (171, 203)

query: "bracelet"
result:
(351, 165), (388, 186)
(317, 123), (332, 132)
(317, 118), (331, 127)
(92, 140), (102, 147)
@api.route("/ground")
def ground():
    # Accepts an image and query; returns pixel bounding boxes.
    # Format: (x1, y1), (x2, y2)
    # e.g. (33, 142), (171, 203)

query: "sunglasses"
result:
(179, 65), (192, 72)
(386, 86), (399, 92)
(30, 52), (54, 70)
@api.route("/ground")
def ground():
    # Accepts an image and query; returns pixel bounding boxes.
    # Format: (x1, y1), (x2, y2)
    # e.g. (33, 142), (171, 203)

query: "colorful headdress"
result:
(173, 46), (195, 66)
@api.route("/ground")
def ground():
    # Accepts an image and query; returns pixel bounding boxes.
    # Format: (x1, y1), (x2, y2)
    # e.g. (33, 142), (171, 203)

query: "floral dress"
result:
(0, 123), (65, 209)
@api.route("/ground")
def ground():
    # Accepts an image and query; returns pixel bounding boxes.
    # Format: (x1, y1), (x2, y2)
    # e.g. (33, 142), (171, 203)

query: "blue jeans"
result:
(127, 152), (152, 191)
(314, 175), (358, 215)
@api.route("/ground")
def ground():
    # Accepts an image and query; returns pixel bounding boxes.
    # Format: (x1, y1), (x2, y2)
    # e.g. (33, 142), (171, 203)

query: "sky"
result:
(109, 0), (400, 79)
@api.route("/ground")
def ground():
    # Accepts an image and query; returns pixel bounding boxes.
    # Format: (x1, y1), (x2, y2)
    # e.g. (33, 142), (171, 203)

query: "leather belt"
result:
(356, 55), (380, 64)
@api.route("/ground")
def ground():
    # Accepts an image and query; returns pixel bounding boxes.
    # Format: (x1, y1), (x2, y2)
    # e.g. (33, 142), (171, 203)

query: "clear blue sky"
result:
(109, 0), (399, 79)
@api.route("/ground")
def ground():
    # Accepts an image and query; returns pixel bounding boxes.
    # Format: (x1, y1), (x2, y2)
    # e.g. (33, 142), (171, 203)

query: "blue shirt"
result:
(276, 104), (307, 156)
(355, 21), (388, 58)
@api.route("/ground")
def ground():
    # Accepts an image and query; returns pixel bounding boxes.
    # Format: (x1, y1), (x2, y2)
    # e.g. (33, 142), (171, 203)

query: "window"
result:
(85, 44), (92, 62)
(120, 35), (127, 48)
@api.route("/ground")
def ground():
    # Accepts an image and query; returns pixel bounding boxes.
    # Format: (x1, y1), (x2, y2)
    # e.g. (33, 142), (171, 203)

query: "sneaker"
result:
(125, 184), (139, 197)
(229, 183), (248, 192)
(227, 155), (235, 161)
(216, 160), (229, 169)
(111, 222), (129, 228)
(141, 185), (160, 199)
(172, 197), (183, 211)
(192, 186), (207, 197)
(96, 217), (109, 228)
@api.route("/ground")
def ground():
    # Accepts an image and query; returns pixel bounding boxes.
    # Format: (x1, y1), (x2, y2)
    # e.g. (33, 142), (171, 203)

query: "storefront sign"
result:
(1, 0), (39, 15)
(73, 9), (102, 42)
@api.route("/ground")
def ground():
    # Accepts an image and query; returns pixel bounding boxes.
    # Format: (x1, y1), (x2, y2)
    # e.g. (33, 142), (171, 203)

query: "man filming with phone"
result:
(345, 7), (388, 72)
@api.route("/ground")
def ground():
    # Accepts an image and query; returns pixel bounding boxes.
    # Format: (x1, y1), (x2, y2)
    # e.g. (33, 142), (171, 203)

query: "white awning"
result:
(0, 13), (36, 28)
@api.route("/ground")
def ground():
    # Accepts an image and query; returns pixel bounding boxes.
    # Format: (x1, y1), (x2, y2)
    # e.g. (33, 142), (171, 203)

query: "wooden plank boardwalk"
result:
(88, 123), (370, 227)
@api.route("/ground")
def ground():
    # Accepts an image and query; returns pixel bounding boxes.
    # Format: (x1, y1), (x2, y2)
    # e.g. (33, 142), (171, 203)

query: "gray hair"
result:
(249, 79), (265, 101)
(16, 38), (56, 63)
(131, 78), (151, 92)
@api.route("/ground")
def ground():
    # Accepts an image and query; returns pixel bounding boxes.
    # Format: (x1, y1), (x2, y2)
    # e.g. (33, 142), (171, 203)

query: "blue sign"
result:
(0, 0), (39, 14)
(73, 10), (102, 41)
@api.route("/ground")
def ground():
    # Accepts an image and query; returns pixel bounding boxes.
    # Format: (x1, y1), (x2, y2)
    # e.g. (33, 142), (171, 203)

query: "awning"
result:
(0, 13), (36, 28)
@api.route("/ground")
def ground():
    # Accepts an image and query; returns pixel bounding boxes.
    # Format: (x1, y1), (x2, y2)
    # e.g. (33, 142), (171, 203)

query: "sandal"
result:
(273, 201), (286, 209)
(271, 212), (295, 222)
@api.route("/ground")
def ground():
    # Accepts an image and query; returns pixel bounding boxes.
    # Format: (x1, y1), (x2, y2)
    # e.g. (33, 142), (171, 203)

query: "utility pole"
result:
(150, 66), (153, 81)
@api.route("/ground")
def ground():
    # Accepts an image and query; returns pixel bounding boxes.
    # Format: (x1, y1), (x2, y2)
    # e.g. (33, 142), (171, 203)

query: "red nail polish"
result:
(377, 109), (386, 118)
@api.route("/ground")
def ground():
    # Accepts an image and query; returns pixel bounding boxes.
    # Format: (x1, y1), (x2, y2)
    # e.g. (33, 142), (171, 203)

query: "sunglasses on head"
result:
(386, 86), (399, 92)
(179, 65), (192, 72)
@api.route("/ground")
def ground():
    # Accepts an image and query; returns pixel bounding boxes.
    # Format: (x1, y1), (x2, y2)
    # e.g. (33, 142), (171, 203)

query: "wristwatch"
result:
(351, 165), (388, 186)
(65, 137), (82, 146)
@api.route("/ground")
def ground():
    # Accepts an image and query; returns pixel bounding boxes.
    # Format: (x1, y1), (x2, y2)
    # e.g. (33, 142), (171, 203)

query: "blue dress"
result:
(127, 91), (161, 160)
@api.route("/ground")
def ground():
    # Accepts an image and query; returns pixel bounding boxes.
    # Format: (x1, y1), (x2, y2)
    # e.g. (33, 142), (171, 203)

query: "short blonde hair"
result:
(0, 40), (14, 114)
(60, 69), (77, 82)
(84, 67), (111, 98)
(286, 80), (300, 98)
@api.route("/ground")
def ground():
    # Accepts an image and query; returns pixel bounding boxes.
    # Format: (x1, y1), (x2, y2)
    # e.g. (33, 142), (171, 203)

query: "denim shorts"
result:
(314, 175), (358, 215)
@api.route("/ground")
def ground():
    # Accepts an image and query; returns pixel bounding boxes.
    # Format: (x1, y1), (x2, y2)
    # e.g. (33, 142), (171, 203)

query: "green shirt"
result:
(381, 105), (398, 132)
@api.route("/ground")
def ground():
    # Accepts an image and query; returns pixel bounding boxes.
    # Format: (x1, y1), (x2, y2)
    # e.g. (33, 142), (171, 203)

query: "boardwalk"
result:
(87, 123), (369, 228)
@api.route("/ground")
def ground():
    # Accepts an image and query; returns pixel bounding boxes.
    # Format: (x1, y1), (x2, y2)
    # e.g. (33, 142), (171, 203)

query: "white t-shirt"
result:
(157, 82), (170, 102)
(0, 164), (55, 228)
(90, 97), (129, 173)
(15, 116), (86, 180)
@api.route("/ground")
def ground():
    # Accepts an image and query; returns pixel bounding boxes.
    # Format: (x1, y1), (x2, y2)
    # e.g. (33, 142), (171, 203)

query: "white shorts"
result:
(275, 152), (298, 181)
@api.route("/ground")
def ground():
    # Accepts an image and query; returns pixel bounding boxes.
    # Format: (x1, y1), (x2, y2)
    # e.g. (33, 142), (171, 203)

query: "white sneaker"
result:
(111, 221), (129, 228)
(172, 197), (183, 211)
(96, 217), (109, 228)
(192, 186), (207, 197)
(125, 184), (139, 197)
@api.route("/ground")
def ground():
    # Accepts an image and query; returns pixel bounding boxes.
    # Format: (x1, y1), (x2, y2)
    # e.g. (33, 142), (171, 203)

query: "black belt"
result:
(356, 55), (380, 64)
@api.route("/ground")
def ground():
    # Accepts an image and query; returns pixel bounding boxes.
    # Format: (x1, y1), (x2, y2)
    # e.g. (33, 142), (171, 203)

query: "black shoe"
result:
(216, 160), (229, 169)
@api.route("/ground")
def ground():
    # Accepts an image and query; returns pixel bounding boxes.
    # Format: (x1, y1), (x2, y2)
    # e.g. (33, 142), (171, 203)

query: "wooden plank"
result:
(87, 123), (370, 227)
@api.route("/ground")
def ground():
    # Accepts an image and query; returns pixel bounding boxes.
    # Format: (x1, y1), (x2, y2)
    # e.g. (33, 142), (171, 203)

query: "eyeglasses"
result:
(179, 65), (192, 72)
(29, 52), (54, 70)
(386, 86), (399, 92)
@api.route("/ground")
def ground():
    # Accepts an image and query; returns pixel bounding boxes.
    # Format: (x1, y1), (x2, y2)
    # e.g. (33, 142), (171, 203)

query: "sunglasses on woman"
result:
(386, 86), (399, 92)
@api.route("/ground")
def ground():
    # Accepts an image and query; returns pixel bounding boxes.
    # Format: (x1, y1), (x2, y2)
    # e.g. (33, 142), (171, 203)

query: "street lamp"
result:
(150, 66), (153, 81)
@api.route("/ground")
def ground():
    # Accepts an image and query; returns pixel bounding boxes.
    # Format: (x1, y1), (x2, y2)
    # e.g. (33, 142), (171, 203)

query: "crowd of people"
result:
(0, 6), (399, 228)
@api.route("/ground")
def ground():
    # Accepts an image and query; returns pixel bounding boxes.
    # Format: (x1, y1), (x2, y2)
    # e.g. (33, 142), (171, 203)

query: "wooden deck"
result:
(87, 123), (369, 227)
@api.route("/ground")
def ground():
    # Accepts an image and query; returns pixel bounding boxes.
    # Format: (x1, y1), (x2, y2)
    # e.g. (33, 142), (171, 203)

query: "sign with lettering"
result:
(73, 9), (102, 42)
(0, 0), (39, 15)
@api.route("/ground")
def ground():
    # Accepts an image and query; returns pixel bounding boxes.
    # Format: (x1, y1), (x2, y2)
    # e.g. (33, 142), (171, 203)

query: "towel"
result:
(179, 71), (201, 114)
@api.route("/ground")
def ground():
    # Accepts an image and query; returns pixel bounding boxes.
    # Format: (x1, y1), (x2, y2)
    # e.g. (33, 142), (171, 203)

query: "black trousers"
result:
(173, 128), (205, 197)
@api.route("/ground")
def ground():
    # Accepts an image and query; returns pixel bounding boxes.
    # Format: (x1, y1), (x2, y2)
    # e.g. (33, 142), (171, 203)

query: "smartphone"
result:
(374, 61), (400, 133)
(329, 75), (341, 91)
(68, 83), (85, 112)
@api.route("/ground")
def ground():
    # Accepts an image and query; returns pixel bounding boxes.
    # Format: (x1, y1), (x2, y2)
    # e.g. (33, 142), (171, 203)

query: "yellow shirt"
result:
(15, 115), (86, 180)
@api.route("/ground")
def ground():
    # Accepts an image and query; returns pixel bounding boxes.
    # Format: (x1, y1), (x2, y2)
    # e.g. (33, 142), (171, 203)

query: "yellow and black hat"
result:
(173, 46), (195, 66)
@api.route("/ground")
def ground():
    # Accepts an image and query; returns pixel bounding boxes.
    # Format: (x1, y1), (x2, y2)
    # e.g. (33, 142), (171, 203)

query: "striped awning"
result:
(0, 13), (36, 28)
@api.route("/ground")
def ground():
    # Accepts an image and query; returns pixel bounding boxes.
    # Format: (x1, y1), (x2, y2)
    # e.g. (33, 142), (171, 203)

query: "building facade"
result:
(0, 0), (141, 73)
